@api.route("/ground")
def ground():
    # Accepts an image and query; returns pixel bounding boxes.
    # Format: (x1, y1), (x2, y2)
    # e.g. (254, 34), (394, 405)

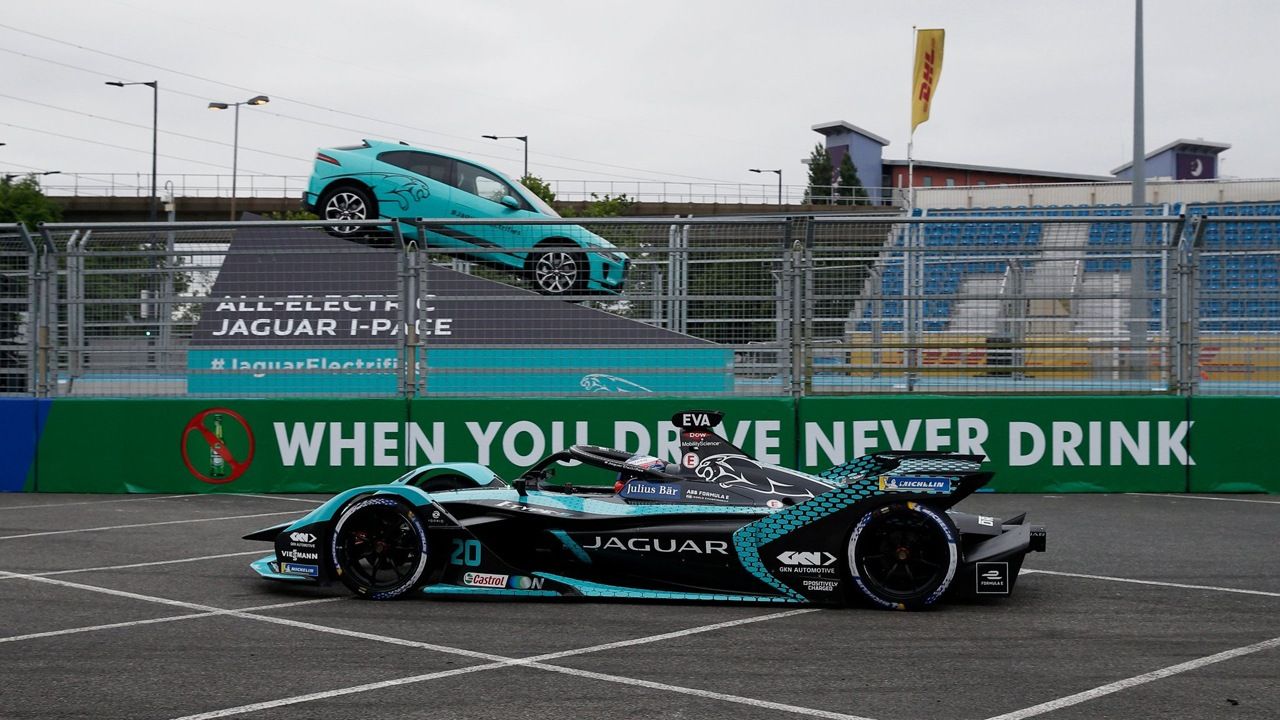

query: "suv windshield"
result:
(514, 179), (561, 218)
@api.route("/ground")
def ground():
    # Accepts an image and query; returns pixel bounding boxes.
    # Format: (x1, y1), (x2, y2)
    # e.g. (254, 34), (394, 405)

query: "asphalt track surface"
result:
(1, 492), (1277, 720)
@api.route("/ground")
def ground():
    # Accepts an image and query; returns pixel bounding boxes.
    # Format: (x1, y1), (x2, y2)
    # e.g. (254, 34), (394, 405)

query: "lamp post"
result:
(208, 95), (269, 220)
(749, 168), (783, 205)
(106, 81), (158, 221)
(482, 134), (529, 179)
(3, 170), (59, 183)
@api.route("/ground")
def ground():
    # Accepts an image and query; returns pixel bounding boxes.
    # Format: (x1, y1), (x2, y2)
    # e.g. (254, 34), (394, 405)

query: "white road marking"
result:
(223, 493), (326, 505)
(169, 664), (526, 720)
(1128, 493), (1280, 505)
(0, 550), (266, 582)
(169, 607), (868, 720)
(1021, 569), (1280, 598)
(0, 571), (854, 720)
(0, 510), (302, 541)
(0, 597), (342, 645)
(0, 494), (191, 511)
(982, 635), (1280, 720)
(530, 608), (818, 662)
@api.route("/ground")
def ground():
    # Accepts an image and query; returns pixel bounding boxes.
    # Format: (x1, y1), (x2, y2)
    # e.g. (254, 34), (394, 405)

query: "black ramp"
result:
(191, 224), (712, 348)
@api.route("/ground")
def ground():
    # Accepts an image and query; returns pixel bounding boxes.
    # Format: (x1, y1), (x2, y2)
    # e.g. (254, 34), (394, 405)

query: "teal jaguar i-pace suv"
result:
(303, 140), (627, 295)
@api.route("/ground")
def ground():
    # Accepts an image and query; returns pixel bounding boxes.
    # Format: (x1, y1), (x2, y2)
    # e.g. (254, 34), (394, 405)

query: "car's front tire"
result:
(528, 242), (585, 295)
(846, 502), (959, 610)
(331, 496), (429, 600)
(318, 185), (376, 238)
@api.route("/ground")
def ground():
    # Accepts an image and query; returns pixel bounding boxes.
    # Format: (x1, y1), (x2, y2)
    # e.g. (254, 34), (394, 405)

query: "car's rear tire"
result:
(528, 242), (585, 295)
(319, 185), (377, 238)
(331, 496), (429, 600)
(847, 502), (959, 610)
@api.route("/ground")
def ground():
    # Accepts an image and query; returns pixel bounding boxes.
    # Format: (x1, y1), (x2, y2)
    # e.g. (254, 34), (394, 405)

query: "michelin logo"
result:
(877, 475), (953, 493)
(282, 563), (319, 577)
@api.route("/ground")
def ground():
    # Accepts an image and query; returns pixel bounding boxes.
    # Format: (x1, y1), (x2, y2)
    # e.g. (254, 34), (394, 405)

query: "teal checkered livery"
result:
(535, 573), (800, 603)
(731, 472), (958, 599)
(817, 455), (888, 483)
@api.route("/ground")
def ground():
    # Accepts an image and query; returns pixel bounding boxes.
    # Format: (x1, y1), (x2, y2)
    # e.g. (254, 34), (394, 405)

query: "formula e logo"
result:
(289, 532), (316, 544)
(975, 562), (1010, 594)
(777, 551), (836, 566)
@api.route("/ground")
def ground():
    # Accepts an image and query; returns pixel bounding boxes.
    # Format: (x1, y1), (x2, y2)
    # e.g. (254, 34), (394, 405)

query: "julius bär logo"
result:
(181, 408), (255, 484)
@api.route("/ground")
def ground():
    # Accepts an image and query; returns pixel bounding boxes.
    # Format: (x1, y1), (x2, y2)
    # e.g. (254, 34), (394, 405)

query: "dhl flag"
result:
(911, 29), (945, 133)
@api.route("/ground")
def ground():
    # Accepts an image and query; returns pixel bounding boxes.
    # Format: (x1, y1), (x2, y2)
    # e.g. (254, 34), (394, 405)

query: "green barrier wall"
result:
(32, 397), (794, 493)
(799, 396), (1192, 493)
(23, 396), (1280, 494)
(1186, 397), (1280, 493)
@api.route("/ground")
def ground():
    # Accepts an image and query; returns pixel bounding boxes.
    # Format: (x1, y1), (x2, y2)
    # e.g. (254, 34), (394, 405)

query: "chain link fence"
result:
(2, 210), (1277, 398)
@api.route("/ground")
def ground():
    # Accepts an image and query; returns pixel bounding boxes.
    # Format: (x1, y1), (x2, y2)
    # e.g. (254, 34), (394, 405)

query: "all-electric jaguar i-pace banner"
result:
(16, 396), (1280, 494)
(187, 225), (731, 394)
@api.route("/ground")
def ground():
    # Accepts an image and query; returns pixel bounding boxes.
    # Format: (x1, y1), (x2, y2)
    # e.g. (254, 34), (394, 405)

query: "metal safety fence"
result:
(2, 210), (1278, 398)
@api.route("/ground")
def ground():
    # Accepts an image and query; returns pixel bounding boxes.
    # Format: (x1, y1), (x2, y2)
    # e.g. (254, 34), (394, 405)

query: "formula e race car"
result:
(245, 411), (1046, 610)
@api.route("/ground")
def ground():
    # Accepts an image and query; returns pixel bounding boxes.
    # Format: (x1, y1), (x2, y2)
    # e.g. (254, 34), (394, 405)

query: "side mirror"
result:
(500, 195), (520, 210)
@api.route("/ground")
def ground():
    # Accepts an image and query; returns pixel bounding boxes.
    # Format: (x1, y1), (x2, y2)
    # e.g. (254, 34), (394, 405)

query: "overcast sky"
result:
(2, 0), (1277, 195)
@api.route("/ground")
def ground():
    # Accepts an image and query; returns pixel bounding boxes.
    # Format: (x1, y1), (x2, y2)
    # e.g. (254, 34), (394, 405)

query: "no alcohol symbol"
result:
(181, 408), (255, 484)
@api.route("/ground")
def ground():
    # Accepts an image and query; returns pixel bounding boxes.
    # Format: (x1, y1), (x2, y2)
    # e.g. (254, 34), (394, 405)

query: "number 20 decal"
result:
(449, 539), (482, 566)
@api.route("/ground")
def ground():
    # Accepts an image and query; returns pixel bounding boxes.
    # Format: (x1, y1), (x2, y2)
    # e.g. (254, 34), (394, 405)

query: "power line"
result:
(0, 92), (304, 164)
(0, 46), (669, 181)
(0, 22), (747, 184)
(0, 121), (276, 174)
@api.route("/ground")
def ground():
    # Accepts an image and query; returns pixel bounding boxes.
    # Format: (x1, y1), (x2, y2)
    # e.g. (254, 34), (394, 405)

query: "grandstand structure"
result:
(843, 182), (1280, 390)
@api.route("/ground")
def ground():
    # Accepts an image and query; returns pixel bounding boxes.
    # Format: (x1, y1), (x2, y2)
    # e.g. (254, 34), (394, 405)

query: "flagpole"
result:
(907, 25), (916, 213)
(905, 25), (918, 390)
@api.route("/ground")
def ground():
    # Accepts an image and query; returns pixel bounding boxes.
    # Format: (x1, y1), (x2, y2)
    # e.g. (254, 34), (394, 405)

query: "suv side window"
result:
(455, 162), (528, 209)
(377, 151), (453, 185)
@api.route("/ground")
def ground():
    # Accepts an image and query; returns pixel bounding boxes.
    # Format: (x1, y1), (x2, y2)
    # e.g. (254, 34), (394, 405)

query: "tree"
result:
(565, 192), (633, 218)
(0, 175), (62, 228)
(519, 174), (557, 206)
(804, 144), (833, 205)
(266, 209), (319, 221)
(836, 153), (869, 205)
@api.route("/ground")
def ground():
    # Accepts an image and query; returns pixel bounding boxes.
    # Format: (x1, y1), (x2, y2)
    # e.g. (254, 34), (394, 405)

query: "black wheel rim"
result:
(856, 511), (949, 600)
(338, 506), (422, 592)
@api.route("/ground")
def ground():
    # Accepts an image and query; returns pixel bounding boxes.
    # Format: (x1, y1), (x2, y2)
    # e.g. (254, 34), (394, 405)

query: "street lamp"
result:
(749, 168), (783, 205)
(106, 81), (159, 221)
(208, 94), (270, 220)
(4, 170), (60, 183)
(482, 134), (529, 179)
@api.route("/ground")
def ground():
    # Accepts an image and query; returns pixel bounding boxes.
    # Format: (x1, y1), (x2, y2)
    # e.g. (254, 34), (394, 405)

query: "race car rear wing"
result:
(819, 451), (992, 507)
(818, 451), (985, 483)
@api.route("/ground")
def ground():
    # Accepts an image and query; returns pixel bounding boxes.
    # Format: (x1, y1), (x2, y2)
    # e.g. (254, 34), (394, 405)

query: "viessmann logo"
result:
(180, 408), (255, 484)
